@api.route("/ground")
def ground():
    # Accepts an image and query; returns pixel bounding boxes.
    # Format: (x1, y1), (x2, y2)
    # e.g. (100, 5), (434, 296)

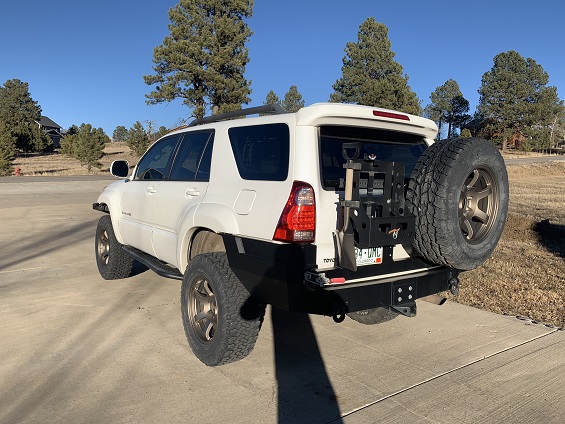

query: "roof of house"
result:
(38, 115), (62, 129)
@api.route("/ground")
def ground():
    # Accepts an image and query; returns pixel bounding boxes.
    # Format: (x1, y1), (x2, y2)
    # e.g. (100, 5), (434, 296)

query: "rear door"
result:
(151, 130), (214, 266)
(119, 134), (181, 255)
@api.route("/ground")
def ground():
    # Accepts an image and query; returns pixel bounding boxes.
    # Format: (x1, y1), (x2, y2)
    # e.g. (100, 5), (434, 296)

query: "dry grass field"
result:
(455, 161), (565, 328)
(10, 146), (565, 327)
(12, 143), (138, 176)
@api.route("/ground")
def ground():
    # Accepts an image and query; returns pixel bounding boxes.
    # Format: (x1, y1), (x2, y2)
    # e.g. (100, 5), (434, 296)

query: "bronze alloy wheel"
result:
(97, 228), (110, 266)
(459, 167), (500, 244)
(187, 277), (218, 343)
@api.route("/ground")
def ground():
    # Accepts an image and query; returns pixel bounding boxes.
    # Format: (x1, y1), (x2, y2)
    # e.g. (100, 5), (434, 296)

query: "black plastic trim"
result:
(92, 202), (109, 214)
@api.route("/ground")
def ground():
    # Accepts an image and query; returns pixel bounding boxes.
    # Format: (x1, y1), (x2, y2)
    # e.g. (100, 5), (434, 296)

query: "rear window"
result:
(228, 123), (289, 181)
(319, 126), (426, 190)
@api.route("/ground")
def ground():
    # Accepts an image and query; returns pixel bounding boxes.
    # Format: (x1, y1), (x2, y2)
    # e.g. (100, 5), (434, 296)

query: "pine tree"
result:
(74, 124), (107, 172)
(478, 50), (564, 150)
(0, 79), (44, 152)
(154, 126), (169, 141)
(126, 121), (150, 156)
(264, 90), (281, 107)
(282, 85), (305, 113)
(426, 79), (470, 139)
(112, 125), (128, 142)
(0, 124), (16, 176)
(144, 0), (254, 119)
(330, 18), (421, 115)
(61, 125), (79, 157)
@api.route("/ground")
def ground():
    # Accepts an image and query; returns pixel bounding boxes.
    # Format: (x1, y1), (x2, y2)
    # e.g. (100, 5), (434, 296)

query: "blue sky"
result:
(1, 0), (563, 135)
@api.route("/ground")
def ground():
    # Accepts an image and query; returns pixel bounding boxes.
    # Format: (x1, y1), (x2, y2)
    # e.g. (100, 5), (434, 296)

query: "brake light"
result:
(273, 181), (315, 243)
(373, 110), (410, 121)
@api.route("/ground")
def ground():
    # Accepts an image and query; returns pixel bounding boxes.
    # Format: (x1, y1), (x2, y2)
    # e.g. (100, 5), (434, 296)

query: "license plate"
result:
(355, 247), (383, 266)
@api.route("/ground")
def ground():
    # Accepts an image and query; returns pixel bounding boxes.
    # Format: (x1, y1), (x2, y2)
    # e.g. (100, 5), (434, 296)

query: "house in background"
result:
(36, 116), (63, 148)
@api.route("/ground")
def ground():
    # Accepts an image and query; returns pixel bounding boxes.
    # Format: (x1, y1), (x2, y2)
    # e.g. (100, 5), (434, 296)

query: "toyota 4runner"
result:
(93, 103), (509, 366)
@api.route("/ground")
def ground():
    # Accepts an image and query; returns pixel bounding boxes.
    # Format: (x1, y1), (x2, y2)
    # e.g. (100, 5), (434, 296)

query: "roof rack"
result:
(187, 104), (285, 127)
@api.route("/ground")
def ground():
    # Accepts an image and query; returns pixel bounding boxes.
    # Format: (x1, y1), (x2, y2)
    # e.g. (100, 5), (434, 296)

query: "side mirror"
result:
(110, 160), (130, 178)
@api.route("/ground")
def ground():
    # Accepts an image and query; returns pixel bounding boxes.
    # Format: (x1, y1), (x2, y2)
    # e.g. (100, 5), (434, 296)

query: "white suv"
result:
(94, 103), (508, 366)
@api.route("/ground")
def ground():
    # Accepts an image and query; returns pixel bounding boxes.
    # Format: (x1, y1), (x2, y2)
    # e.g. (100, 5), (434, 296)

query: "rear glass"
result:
(319, 126), (426, 190)
(228, 123), (289, 181)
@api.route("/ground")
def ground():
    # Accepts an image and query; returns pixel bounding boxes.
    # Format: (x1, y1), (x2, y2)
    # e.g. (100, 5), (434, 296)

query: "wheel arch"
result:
(177, 203), (240, 272)
(96, 188), (126, 244)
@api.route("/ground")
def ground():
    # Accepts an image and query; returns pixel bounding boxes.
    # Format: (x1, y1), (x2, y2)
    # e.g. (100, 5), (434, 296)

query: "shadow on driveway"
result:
(272, 307), (343, 424)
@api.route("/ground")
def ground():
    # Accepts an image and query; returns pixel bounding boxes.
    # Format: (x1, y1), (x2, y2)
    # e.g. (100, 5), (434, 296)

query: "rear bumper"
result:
(223, 235), (458, 316)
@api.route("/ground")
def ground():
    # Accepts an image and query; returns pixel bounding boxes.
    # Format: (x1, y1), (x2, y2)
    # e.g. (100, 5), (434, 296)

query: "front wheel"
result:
(181, 252), (264, 366)
(95, 215), (134, 279)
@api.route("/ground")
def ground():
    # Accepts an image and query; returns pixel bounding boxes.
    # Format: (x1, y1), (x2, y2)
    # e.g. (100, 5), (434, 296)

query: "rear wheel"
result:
(95, 215), (134, 279)
(181, 252), (264, 366)
(406, 138), (509, 270)
(347, 307), (399, 325)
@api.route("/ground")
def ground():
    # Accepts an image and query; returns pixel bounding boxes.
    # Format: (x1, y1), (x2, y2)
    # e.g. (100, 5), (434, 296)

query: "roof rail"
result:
(188, 104), (285, 127)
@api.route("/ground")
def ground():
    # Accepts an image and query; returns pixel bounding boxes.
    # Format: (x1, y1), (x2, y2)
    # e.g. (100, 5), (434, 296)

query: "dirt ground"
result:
(10, 147), (565, 327)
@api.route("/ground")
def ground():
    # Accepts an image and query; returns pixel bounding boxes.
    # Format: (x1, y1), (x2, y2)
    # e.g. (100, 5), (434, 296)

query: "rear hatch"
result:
(313, 124), (435, 284)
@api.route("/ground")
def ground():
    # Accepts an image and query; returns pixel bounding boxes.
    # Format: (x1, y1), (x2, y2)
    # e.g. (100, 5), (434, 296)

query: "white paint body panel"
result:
(97, 103), (438, 274)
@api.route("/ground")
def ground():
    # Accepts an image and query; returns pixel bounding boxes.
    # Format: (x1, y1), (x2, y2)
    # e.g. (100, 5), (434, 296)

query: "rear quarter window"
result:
(228, 123), (289, 181)
(319, 126), (427, 190)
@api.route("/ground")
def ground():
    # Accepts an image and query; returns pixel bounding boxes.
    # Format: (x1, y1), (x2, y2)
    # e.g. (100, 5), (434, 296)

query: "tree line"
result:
(144, 2), (563, 150)
(2, 0), (563, 176)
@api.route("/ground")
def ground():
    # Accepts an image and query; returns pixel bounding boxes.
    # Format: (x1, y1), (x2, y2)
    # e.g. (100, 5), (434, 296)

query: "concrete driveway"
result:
(1, 177), (563, 424)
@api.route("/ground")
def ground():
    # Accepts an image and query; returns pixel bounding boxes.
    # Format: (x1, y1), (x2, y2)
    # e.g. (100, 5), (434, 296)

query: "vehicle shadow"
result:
(534, 219), (565, 258)
(271, 307), (343, 424)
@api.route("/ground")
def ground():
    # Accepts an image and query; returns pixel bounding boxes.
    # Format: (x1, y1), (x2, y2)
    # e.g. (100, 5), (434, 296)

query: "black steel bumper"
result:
(223, 235), (458, 317)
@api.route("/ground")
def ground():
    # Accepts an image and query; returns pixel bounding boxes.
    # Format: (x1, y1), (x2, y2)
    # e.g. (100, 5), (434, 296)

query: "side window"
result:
(228, 123), (289, 181)
(134, 135), (181, 181)
(169, 131), (214, 182)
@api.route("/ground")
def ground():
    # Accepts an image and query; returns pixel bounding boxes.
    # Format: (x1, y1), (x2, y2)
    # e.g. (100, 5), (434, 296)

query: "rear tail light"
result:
(273, 181), (315, 243)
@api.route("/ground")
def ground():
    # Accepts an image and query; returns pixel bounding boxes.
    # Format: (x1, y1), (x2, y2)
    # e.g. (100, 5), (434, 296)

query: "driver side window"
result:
(134, 134), (181, 180)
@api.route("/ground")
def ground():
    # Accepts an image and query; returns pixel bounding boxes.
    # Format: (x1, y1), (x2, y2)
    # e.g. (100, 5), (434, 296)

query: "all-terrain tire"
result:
(406, 137), (509, 270)
(95, 215), (134, 279)
(347, 307), (399, 325)
(181, 252), (265, 366)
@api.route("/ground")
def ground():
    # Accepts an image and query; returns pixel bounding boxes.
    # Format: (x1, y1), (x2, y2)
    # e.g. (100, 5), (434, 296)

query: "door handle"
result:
(146, 186), (157, 194)
(185, 188), (200, 197)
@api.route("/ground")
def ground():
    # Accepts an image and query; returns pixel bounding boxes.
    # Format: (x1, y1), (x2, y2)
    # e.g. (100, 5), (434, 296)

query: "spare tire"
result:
(406, 137), (508, 270)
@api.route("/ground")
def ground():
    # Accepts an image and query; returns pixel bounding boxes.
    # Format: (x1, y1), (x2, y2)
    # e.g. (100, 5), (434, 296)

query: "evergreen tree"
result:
(61, 125), (79, 157)
(478, 50), (563, 150)
(460, 128), (472, 138)
(0, 124), (16, 176)
(282, 85), (305, 113)
(154, 125), (169, 141)
(330, 18), (421, 115)
(426, 79), (470, 139)
(144, 0), (254, 119)
(74, 124), (107, 172)
(126, 121), (151, 156)
(0, 79), (44, 152)
(263, 90), (281, 107)
(113, 125), (128, 142)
